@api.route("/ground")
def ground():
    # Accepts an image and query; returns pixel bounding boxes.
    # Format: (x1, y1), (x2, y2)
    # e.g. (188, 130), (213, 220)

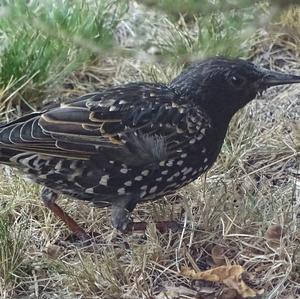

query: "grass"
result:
(0, 186), (33, 299)
(0, 0), (128, 116)
(0, 1), (299, 298)
(126, 0), (273, 70)
(0, 216), (26, 288)
(141, 0), (261, 19)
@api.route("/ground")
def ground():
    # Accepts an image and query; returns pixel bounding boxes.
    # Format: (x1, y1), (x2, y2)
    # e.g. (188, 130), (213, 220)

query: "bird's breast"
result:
(87, 131), (224, 204)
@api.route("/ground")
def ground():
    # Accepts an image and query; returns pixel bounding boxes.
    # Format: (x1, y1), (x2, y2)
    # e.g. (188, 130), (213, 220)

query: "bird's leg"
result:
(111, 196), (180, 233)
(125, 221), (180, 233)
(41, 187), (90, 241)
(111, 198), (133, 231)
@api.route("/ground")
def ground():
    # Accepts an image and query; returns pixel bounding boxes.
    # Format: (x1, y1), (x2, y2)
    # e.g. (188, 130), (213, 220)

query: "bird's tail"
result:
(0, 112), (44, 167)
(0, 121), (21, 165)
(0, 148), (20, 165)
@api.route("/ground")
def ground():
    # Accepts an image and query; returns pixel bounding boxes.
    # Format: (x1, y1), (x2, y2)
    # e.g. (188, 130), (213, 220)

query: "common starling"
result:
(0, 58), (299, 239)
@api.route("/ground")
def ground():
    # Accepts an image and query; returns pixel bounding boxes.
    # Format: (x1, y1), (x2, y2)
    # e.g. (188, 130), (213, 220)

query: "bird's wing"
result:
(0, 83), (211, 166)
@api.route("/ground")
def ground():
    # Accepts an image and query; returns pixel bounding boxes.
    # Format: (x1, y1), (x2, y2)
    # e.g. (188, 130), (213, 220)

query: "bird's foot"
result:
(111, 205), (132, 231)
(111, 202), (180, 234)
(63, 231), (101, 244)
(122, 220), (180, 233)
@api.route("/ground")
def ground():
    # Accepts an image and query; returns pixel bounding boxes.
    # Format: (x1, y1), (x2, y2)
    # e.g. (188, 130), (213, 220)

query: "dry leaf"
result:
(241, 272), (261, 289)
(265, 224), (284, 248)
(219, 288), (238, 299)
(211, 244), (226, 266)
(156, 285), (198, 299)
(181, 265), (264, 298)
(45, 244), (62, 259)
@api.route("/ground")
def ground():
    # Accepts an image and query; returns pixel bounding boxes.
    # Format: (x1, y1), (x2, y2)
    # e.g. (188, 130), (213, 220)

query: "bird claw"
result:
(111, 205), (132, 231)
(122, 220), (181, 234)
(63, 230), (101, 245)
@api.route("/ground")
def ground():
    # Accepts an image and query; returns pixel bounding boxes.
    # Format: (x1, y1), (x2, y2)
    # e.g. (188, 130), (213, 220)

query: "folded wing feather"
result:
(0, 82), (210, 166)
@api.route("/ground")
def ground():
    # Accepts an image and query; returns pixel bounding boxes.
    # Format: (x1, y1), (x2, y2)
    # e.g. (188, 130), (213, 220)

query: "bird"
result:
(0, 57), (299, 240)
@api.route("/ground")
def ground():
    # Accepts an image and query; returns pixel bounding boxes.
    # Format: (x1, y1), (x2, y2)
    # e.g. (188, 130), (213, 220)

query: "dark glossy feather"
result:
(0, 83), (209, 160)
(0, 82), (213, 206)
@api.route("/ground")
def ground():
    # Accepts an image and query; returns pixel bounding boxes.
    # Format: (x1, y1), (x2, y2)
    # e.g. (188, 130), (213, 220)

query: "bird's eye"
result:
(229, 75), (246, 88)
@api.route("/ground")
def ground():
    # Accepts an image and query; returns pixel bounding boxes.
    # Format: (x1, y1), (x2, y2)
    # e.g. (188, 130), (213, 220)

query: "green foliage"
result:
(0, 0), (270, 108)
(0, 31), (84, 88)
(0, 0), (128, 90)
(141, 0), (260, 19)
(193, 7), (259, 58)
(152, 4), (266, 61)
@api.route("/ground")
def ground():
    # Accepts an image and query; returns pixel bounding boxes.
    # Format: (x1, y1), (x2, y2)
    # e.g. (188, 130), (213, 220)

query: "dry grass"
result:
(0, 3), (299, 299)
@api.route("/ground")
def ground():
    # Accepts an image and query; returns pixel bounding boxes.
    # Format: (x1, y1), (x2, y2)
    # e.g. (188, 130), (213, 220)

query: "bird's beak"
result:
(261, 69), (300, 87)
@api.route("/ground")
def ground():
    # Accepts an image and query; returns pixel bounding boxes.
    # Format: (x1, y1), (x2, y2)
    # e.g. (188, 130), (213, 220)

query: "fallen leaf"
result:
(219, 288), (238, 299)
(156, 285), (198, 299)
(45, 244), (62, 259)
(241, 272), (261, 289)
(181, 265), (264, 298)
(211, 244), (226, 266)
(265, 224), (284, 248)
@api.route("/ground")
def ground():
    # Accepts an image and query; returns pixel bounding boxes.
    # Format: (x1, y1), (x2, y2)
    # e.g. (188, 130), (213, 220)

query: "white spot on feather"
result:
(86, 188), (94, 194)
(109, 105), (118, 111)
(176, 127), (184, 133)
(99, 99), (115, 107)
(70, 161), (78, 170)
(182, 167), (193, 175)
(167, 176), (174, 182)
(149, 186), (158, 193)
(177, 160), (184, 166)
(55, 160), (63, 171)
(117, 187), (126, 195)
(141, 169), (150, 176)
(166, 160), (174, 167)
(99, 175), (109, 186)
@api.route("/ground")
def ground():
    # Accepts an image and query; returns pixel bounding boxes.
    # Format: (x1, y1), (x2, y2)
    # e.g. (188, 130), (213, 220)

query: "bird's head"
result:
(171, 57), (300, 124)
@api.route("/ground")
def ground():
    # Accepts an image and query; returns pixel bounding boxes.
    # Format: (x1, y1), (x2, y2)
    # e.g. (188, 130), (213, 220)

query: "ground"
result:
(0, 1), (299, 299)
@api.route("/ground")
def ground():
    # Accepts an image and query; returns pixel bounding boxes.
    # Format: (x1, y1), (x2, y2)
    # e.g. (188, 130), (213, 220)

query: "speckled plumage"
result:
(1, 57), (300, 233)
